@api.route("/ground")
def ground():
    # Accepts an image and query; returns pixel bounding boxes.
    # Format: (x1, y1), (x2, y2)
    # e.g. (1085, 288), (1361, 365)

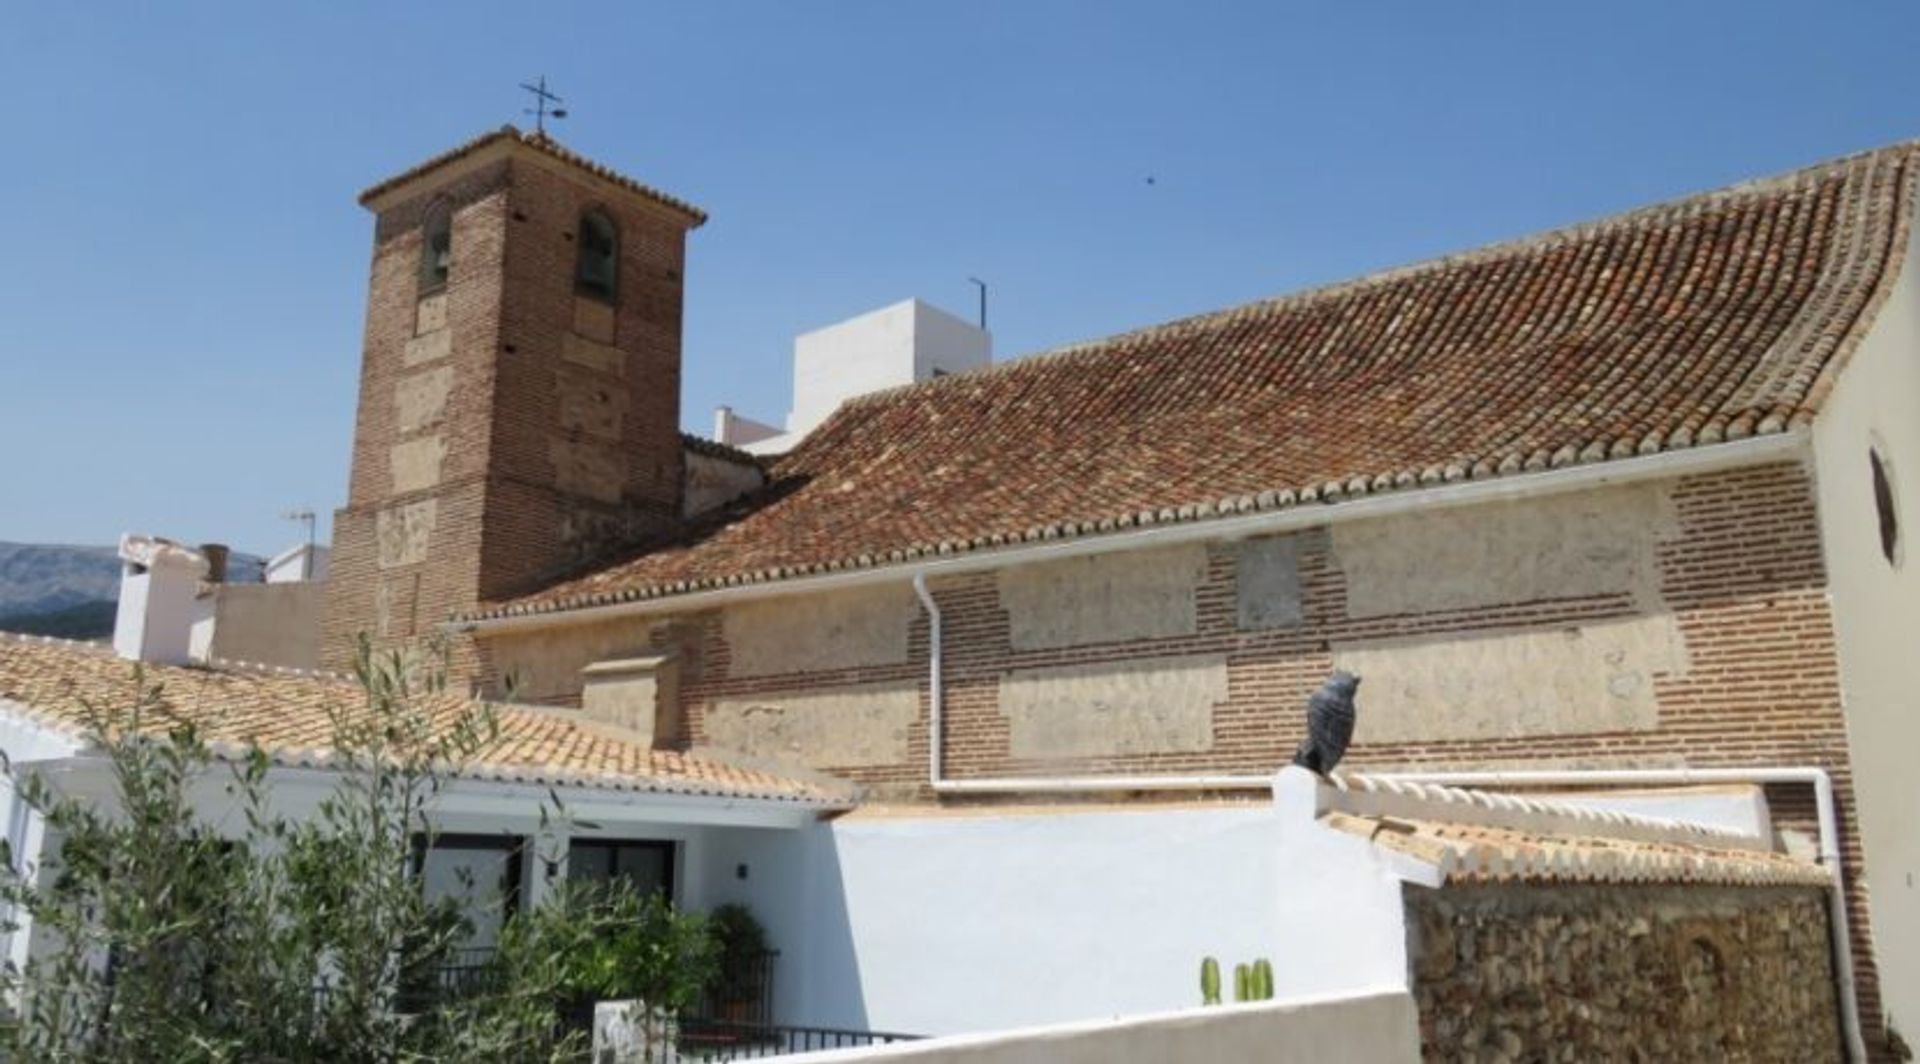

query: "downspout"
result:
(903, 585), (1867, 1060)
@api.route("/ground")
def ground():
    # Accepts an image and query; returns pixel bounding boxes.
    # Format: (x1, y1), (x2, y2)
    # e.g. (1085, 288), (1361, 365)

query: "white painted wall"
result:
(699, 801), (1355, 1037)
(265, 543), (330, 585)
(112, 535), (209, 665)
(1810, 180), (1920, 1039)
(781, 988), (1420, 1064)
(0, 702), (82, 979)
(785, 299), (990, 438)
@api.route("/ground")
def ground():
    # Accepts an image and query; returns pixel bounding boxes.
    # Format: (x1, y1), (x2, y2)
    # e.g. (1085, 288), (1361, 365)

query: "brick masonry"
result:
(471, 459), (1890, 1052)
(323, 147), (698, 672)
(1407, 883), (1841, 1062)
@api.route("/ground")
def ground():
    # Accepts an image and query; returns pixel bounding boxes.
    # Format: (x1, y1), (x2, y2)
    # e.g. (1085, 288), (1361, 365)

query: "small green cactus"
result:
(1200, 956), (1222, 1005)
(1251, 958), (1274, 1001)
(1233, 962), (1252, 1003)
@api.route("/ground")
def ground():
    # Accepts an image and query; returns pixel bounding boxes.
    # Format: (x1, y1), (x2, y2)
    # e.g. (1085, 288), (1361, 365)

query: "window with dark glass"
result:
(1871, 447), (1900, 566)
(415, 834), (524, 954)
(569, 838), (674, 899)
(420, 201), (452, 291)
(576, 209), (619, 302)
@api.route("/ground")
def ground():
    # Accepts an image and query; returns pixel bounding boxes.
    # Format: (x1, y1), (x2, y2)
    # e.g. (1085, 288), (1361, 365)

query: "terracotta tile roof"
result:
(0, 635), (842, 806)
(680, 431), (765, 467)
(482, 140), (1918, 622)
(358, 126), (707, 226)
(1322, 813), (1829, 888)
(1312, 772), (1827, 888)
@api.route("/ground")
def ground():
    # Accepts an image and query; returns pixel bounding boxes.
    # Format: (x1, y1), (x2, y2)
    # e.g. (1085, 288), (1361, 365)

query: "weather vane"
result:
(519, 75), (568, 135)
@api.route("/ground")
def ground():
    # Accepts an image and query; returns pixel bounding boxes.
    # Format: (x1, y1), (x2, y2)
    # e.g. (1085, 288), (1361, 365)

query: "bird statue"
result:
(1291, 671), (1360, 776)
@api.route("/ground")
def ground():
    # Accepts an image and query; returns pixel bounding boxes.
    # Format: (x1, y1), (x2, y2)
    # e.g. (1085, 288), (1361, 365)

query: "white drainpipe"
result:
(908, 578), (1866, 1061)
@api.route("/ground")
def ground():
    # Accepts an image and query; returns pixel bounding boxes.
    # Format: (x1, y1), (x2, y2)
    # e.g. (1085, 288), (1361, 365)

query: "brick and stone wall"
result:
(1406, 883), (1841, 1062)
(471, 460), (1888, 1048)
(323, 147), (697, 670)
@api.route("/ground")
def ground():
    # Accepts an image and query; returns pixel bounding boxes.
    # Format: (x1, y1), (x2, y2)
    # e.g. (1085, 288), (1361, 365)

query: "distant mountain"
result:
(0, 600), (119, 641)
(0, 542), (268, 643)
(0, 542), (122, 618)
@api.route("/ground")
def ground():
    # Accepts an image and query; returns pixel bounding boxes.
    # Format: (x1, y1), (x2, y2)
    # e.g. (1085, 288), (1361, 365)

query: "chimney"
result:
(199, 543), (230, 584)
(112, 535), (209, 665)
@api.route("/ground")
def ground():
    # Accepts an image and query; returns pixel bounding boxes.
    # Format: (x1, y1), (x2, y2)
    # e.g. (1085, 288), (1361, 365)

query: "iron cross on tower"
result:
(519, 76), (568, 135)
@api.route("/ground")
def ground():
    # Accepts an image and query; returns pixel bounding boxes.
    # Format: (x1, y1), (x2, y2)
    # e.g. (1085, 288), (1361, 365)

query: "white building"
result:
(716, 298), (991, 454)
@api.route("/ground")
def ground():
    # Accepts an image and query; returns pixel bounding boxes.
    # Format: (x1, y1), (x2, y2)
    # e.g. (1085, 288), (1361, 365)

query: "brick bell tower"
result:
(321, 128), (706, 672)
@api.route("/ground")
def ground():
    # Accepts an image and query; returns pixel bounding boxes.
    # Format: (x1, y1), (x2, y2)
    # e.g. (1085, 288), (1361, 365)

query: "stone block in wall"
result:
(414, 293), (449, 334)
(403, 327), (452, 367)
(723, 585), (917, 678)
(999, 544), (1208, 651)
(557, 372), (628, 440)
(999, 655), (1226, 759)
(582, 655), (678, 747)
(549, 437), (627, 504)
(573, 297), (617, 343)
(375, 500), (437, 569)
(1333, 482), (1677, 618)
(481, 617), (660, 703)
(388, 435), (447, 494)
(705, 682), (919, 768)
(1236, 535), (1303, 630)
(1337, 615), (1686, 742)
(393, 366), (454, 433)
(562, 332), (624, 376)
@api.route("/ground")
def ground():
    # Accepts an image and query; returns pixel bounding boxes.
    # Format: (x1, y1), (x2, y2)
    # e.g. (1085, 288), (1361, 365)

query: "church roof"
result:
(358, 125), (707, 226)
(479, 140), (1918, 623)
(0, 635), (843, 806)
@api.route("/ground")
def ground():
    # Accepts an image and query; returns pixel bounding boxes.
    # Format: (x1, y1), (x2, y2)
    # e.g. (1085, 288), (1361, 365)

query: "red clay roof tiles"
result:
(487, 140), (1918, 621)
(0, 635), (839, 805)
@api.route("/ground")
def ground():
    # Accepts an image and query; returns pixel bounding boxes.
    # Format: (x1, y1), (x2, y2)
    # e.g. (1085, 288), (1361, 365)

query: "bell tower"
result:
(321, 128), (706, 671)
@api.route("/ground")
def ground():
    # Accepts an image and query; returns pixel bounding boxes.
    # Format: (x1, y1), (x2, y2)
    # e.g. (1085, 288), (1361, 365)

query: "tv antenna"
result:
(519, 76), (568, 135)
(283, 508), (316, 551)
(967, 277), (988, 332)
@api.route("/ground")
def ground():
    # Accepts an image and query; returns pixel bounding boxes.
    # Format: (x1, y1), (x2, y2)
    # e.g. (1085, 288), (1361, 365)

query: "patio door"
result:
(418, 834), (524, 953)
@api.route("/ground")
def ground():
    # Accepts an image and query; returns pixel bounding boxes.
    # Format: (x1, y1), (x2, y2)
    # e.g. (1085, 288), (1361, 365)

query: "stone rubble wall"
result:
(1407, 883), (1840, 1063)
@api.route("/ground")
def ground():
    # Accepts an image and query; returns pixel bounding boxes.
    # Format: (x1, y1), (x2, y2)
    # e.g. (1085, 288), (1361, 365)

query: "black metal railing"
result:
(311, 947), (922, 1060)
(676, 1020), (921, 1060)
(694, 949), (778, 1027)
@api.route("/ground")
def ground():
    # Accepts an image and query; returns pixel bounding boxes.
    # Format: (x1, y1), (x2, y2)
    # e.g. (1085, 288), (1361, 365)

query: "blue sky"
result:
(3, 1), (1917, 554)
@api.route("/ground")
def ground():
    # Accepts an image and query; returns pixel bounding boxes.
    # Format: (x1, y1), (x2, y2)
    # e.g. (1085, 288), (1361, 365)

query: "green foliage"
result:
(1233, 963), (1250, 1003)
(710, 902), (768, 1004)
(1199, 956), (1221, 1006)
(1250, 958), (1273, 1001)
(0, 635), (596, 1063)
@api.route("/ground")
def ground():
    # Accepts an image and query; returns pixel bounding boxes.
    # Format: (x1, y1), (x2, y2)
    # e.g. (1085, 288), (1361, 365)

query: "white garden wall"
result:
(699, 799), (1411, 1037)
(779, 987), (1419, 1064)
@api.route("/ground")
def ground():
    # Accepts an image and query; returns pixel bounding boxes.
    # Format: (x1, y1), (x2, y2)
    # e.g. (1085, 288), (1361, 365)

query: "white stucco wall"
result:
(0, 703), (82, 978)
(697, 799), (1411, 1037)
(787, 300), (990, 436)
(788, 987), (1419, 1064)
(1810, 181), (1920, 1038)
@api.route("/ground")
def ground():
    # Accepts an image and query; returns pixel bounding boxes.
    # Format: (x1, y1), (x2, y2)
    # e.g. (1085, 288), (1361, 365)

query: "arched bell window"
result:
(576, 209), (619, 302)
(420, 200), (452, 292)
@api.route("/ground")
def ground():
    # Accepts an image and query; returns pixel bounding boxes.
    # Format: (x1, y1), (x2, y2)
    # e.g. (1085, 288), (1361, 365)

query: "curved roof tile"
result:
(482, 140), (1918, 622)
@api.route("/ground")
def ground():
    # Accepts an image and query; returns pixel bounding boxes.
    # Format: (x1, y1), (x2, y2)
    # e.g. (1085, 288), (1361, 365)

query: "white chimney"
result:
(785, 298), (990, 438)
(112, 535), (209, 665)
